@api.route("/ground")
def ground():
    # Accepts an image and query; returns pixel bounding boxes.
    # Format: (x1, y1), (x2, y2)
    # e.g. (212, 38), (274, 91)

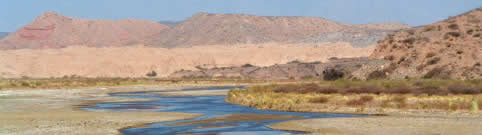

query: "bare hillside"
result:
(148, 13), (409, 48)
(370, 8), (482, 79)
(0, 43), (373, 78)
(0, 12), (168, 49)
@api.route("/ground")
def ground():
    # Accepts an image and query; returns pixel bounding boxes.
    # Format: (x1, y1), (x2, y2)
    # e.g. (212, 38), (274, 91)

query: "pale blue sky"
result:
(1, 0), (481, 32)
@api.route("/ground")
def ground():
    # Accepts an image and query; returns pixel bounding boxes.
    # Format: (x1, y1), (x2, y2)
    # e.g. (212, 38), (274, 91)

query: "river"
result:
(83, 86), (361, 135)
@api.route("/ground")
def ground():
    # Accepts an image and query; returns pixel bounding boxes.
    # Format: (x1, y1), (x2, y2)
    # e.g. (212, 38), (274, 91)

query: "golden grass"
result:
(0, 78), (275, 90)
(226, 79), (482, 114)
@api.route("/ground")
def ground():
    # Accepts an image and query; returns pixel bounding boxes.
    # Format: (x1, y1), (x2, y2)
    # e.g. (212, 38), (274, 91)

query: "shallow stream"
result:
(84, 86), (361, 135)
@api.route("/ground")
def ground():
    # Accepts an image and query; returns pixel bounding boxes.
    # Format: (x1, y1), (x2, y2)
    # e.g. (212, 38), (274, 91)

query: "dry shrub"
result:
(343, 85), (382, 94)
(447, 24), (459, 30)
(474, 33), (480, 37)
(367, 71), (387, 80)
(402, 38), (416, 44)
(389, 87), (412, 94)
(427, 57), (441, 65)
(447, 84), (480, 94)
(423, 68), (450, 79)
(310, 97), (329, 104)
(317, 87), (339, 94)
(273, 84), (299, 93)
(417, 86), (449, 95)
(298, 83), (322, 94)
(382, 96), (407, 108)
(323, 68), (344, 81)
(425, 52), (436, 58)
(445, 32), (461, 38)
(346, 96), (374, 106)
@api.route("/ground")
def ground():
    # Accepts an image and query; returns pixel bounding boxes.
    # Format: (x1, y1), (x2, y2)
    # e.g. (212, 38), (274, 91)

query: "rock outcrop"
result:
(370, 8), (482, 79)
(0, 12), (168, 49)
(169, 57), (382, 80)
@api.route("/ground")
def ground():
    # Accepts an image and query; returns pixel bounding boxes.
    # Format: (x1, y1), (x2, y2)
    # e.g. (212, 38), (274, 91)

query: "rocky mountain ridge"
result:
(370, 8), (481, 79)
(148, 13), (410, 48)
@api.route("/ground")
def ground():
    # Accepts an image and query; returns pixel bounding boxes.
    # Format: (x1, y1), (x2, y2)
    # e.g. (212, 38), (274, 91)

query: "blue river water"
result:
(83, 86), (362, 135)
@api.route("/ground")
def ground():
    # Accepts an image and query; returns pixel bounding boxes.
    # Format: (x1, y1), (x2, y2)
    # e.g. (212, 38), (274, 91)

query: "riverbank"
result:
(0, 86), (202, 135)
(226, 79), (482, 134)
(269, 115), (482, 135)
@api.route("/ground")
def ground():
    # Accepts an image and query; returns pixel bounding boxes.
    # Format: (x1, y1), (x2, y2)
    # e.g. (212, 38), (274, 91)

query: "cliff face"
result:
(0, 12), (168, 49)
(370, 8), (482, 79)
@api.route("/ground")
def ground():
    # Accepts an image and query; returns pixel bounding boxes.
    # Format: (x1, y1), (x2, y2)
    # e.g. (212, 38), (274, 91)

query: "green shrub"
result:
(242, 64), (255, 67)
(146, 71), (157, 77)
(322, 68), (344, 81)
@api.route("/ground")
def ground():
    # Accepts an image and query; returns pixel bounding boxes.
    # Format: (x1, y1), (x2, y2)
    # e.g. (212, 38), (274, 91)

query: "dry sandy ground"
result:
(0, 86), (203, 135)
(0, 43), (373, 78)
(269, 115), (482, 135)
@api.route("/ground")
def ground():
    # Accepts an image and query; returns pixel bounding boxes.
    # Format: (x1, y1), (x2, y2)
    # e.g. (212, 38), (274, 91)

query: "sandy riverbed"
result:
(269, 115), (482, 135)
(0, 86), (203, 135)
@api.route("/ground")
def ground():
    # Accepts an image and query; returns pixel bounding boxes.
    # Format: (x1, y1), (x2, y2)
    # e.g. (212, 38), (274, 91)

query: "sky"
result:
(0, 0), (481, 32)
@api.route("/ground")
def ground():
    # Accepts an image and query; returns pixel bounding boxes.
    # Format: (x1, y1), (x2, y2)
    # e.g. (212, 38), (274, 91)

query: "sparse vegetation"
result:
(448, 24), (459, 30)
(242, 64), (255, 67)
(474, 33), (480, 37)
(467, 29), (474, 35)
(423, 68), (449, 79)
(445, 32), (461, 38)
(146, 71), (157, 77)
(227, 79), (482, 113)
(384, 55), (395, 61)
(0, 78), (270, 90)
(425, 52), (436, 58)
(367, 71), (387, 80)
(456, 50), (464, 54)
(310, 96), (329, 103)
(346, 96), (374, 106)
(322, 68), (344, 81)
(427, 57), (441, 65)
(287, 60), (302, 64)
(402, 37), (416, 44)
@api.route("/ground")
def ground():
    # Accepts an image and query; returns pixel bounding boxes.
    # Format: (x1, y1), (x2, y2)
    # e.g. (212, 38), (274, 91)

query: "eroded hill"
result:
(147, 13), (409, 48)
(370, 8), (482, 79)
(0, 12), (168, 49)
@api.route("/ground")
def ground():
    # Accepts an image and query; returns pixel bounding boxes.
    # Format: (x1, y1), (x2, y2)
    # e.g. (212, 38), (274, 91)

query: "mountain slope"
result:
(0, 12), (168, 49)
(147, 13), (409, 48)
(370, 8), (482, 79)
(158, 21), (182, 26)
(148, 13), (349, 48)
(0, 32), (8, 39)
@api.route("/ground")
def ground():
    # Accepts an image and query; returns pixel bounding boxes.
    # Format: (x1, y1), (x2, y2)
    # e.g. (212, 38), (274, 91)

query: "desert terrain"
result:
(0, 4), (480, 135)
(0, 43), (373, 78)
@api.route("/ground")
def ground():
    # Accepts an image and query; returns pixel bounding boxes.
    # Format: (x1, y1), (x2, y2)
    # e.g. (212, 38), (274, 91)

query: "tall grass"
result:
(0, 77), (271, 90)
(226, 79), (482, 113)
